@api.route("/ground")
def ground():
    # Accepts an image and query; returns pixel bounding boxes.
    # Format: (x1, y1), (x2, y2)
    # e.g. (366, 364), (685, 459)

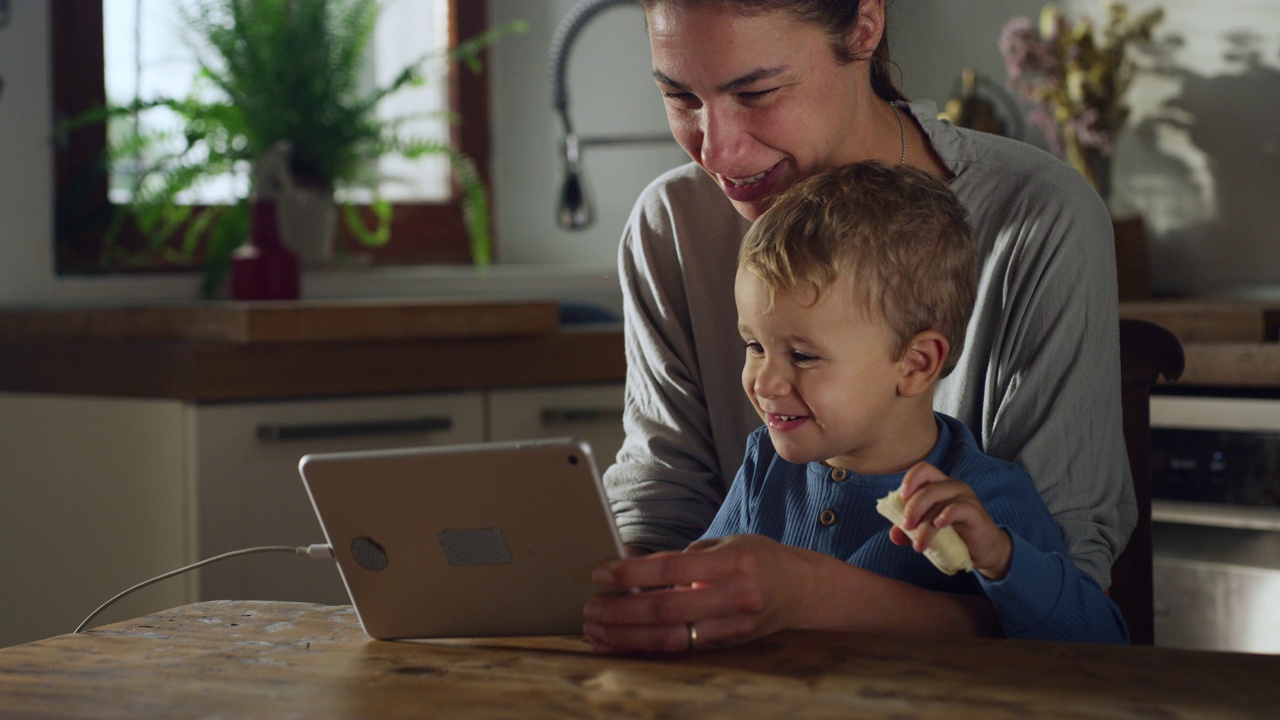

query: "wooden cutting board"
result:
(0, 299), (561, 344)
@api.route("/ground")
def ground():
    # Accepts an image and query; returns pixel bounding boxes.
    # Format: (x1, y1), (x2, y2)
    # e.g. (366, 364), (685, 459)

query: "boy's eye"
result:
(791, 350), (818, 365)
(744, 341), (764, 356)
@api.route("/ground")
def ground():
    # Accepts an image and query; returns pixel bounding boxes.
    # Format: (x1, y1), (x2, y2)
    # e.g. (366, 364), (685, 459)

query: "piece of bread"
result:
(876, 488), (974, 575)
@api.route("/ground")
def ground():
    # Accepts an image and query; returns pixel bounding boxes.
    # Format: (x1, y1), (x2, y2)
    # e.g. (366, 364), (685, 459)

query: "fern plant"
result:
(78, 0), (519, 296)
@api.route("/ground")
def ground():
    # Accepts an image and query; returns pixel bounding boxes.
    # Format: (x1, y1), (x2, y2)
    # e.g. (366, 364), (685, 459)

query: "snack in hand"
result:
(876, 488), (974, 575)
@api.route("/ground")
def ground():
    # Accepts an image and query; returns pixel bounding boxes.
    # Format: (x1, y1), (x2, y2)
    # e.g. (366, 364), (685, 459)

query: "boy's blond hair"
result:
(739, 161), (977, 376)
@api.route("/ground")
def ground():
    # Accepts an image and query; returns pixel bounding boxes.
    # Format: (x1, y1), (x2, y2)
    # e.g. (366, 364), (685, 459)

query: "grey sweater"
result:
(604, 100), (1134, 589)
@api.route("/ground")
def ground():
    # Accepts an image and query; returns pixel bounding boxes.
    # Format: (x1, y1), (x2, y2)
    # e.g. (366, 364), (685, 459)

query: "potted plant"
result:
(74, 0), (519, 296)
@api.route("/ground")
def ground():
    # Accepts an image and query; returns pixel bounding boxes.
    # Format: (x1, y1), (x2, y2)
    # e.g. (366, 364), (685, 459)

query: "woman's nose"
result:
(699, 104), (750, 172)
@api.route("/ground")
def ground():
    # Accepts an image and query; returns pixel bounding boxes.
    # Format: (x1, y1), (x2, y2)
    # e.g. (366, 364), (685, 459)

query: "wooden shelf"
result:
(1121, 300), (1280, 389)
(1120, 299), (1280, 343)
(0, 299), (561, 344)
(0, 328), (624, 402)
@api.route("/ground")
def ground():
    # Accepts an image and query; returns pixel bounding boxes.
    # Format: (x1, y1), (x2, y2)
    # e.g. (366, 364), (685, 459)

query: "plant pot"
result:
(276, 183), (338, 266)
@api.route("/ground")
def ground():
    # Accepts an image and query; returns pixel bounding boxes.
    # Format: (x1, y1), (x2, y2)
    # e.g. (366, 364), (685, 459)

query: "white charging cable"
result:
(74, 543), (333, 634)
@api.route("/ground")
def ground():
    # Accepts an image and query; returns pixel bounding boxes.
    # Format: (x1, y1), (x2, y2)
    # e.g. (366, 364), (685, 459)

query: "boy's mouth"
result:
(767, 412), (810, 430)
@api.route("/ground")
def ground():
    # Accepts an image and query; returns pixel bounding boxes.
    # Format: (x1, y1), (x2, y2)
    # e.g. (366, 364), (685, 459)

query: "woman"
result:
(591, 0), (1131, 652)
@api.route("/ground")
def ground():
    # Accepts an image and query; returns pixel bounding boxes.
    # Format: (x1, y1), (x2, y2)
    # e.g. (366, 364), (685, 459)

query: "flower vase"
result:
(231, 199), (301, 301)
(1064, 132), (1150, 300)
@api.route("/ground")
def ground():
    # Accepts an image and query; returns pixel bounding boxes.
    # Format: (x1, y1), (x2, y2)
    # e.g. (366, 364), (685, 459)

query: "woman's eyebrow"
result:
(652, 65), (788, 93)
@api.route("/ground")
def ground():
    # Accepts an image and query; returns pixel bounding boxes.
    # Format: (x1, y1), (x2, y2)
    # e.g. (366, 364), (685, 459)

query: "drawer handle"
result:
(256, 416), (453, 442)
(540, 407), (623, 425)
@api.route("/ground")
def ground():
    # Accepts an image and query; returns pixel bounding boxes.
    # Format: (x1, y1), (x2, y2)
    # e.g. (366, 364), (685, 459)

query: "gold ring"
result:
(687, 622), (698, 652)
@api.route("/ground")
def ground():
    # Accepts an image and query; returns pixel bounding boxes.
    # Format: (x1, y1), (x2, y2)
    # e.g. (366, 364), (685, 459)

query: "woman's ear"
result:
(849, 0), (886, 59)
(897, 330), (950, 398)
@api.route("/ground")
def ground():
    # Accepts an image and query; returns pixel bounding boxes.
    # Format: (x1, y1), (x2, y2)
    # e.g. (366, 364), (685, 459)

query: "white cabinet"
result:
(487, 384), (626, 468)
(191, 393), (486, 606)
(0, 391), (484, 647)
(0, 385), (627, 648)
(0, 394), (192, 648)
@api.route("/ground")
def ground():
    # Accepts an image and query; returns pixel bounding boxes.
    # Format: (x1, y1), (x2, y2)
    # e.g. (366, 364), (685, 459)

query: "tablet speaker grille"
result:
(351, 536), (389, 571)
(438, 528), (513, 566)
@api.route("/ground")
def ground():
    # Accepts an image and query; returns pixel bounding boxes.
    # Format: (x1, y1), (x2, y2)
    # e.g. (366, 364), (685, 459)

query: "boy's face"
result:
(735, 268), (908, 473)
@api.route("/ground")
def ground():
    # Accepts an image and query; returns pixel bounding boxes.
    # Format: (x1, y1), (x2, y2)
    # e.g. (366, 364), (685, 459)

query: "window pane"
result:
(102, 0), (451, 205)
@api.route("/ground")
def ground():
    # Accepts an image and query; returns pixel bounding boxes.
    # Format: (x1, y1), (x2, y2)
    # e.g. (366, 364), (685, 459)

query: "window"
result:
(52, 0), (491, 274)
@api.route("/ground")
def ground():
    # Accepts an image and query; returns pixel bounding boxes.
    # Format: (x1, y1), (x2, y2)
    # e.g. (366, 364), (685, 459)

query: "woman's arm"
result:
(582, 534), (1000, 653)
(602, 167), (753, 552)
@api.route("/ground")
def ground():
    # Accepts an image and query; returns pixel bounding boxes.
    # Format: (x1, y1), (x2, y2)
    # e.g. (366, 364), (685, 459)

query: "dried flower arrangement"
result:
(1000, 3), (1163, 200)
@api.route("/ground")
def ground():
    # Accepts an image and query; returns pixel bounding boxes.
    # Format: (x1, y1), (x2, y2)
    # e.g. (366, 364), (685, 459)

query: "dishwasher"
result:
(1149, 394), (1280, 653)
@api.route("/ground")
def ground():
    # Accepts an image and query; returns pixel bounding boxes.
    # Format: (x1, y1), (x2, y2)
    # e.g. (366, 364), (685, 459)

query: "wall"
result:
(890, 0), (1280, 298)
(489, 0), (688, 267)
(1, 1), (1276, 305)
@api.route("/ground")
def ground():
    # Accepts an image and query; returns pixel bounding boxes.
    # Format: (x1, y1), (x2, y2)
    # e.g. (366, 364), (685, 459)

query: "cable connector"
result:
(300, 544), (333, 560)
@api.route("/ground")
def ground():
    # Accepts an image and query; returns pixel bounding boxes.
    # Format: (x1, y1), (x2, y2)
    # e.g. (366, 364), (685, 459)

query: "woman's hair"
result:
(638, 0), (903, 102)
(739, 162), (976, 376)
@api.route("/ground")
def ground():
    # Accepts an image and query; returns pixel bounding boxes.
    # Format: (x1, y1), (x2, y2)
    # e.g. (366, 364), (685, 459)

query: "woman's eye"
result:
(739, 88), (778, 102)
(661, 91), (700, 107)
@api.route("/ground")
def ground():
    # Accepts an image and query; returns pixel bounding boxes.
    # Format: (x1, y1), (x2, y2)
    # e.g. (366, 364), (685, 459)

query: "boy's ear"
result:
(897, 330), (949, 398)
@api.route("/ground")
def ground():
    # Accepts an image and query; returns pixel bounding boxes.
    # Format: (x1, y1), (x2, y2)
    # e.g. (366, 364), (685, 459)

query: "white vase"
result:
(276, 183), (337, 266)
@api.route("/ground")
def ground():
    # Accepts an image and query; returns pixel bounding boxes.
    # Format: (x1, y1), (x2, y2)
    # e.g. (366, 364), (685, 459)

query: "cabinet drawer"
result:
(487, 384), (625, 468)
(192, 393), (485, 604)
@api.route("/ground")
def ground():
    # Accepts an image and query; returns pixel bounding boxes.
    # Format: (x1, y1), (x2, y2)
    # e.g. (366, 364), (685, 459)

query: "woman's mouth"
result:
(726, 169), (769, 186)
(719, 161), (783, 204)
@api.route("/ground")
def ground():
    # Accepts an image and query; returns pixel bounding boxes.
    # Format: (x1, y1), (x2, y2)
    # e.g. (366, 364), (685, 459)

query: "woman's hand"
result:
(583, 530), (1003, 653)
(889, 462), (1013, 580)
(582, 534), (820, 653)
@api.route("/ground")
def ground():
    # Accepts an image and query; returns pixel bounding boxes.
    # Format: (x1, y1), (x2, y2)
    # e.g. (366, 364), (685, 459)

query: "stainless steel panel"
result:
(1153, 522), (1280, 653)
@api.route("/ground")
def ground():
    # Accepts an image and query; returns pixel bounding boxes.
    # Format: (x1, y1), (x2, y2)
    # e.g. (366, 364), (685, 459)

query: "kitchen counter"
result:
(0, 300), (624, 401)
(0, 299), (1274, 402)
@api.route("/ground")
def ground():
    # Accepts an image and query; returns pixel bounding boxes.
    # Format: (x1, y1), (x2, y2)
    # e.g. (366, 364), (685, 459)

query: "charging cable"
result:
(74, 543), (333, 634)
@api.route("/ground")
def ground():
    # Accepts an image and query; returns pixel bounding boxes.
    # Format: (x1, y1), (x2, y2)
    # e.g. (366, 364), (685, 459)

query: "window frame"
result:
(51, 0), (492, 274)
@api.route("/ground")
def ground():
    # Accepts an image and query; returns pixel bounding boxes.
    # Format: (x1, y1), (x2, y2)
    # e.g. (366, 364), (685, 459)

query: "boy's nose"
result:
(753, 363), (792, 399)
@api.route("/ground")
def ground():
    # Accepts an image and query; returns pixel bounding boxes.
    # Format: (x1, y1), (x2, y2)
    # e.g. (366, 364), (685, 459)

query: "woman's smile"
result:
(719, 160), (786, 206)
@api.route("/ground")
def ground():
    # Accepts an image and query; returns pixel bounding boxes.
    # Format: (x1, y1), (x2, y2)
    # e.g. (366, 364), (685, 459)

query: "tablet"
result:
(299, 437), (624, 640)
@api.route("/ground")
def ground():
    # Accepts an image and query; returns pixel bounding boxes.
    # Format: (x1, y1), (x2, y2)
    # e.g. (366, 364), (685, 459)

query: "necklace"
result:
(889, 102), (906, 167)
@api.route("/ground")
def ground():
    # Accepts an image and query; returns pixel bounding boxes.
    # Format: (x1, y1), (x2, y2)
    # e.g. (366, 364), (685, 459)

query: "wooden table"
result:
(1, 601), (1277, 719)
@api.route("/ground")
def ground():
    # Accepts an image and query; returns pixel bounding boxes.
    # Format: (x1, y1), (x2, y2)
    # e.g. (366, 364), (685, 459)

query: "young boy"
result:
(705, 161), (1128, 643)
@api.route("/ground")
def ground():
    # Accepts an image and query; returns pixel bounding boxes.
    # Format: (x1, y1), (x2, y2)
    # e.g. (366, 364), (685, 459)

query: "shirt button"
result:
(819, 509), (838, 526)
(830, 468), (848, 482)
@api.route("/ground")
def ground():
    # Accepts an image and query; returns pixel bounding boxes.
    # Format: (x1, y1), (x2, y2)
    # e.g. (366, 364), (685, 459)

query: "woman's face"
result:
(646, 4), (876, 220)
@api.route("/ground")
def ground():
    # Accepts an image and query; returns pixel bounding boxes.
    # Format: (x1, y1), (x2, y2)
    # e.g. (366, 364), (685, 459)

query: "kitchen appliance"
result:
(1150, 393), (1280, 653)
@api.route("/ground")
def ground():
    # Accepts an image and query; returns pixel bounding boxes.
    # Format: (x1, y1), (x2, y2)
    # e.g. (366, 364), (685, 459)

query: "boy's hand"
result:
(888, 462), (1013, 581)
